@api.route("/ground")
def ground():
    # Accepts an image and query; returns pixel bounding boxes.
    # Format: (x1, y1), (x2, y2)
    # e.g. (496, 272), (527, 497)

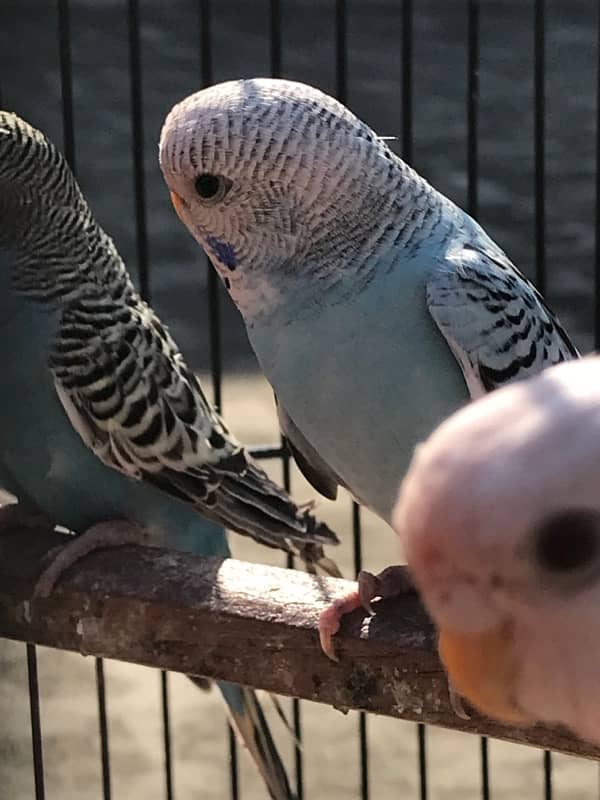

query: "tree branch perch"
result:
(0, 524), (598, 760)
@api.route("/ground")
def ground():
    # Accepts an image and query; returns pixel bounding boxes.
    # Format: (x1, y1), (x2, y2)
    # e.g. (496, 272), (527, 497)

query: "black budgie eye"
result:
(533, 508), (600, 580)
(194, 174), (231, 203)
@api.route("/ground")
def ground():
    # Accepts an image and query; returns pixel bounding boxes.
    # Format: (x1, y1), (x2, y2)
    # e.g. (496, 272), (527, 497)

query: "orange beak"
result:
(439, 621), (527, 724)
(170, 191), (185, 222)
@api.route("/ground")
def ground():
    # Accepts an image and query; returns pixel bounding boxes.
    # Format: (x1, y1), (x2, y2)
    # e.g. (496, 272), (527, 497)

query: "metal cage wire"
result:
(5, 0), (600, 798)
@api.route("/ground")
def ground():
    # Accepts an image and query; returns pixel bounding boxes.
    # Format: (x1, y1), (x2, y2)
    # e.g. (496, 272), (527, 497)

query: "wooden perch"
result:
(0, 524), (598, 760)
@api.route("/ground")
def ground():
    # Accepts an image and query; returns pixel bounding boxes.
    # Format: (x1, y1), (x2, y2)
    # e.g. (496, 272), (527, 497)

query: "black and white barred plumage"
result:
(427, 241), (579, 399)
(0, 111), (339, 560)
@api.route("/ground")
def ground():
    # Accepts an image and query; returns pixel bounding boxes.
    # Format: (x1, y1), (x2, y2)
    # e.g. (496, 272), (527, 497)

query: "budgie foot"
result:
(319, 590), (364, 661)
(0, 503), (52, 531)
(318, 565), (415, 661)
(32, 519), (146, 601)
(356, 565), (415, 614)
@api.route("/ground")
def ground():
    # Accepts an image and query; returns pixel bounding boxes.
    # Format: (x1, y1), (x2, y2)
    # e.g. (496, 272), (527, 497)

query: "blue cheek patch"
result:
(206, 235), (237, 271)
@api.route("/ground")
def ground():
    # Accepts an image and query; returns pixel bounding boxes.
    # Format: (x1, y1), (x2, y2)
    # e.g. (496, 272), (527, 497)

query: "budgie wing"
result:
(275, 395), (340, 501)
(49, 294), (338, 552)
(427, 243), (579, 399)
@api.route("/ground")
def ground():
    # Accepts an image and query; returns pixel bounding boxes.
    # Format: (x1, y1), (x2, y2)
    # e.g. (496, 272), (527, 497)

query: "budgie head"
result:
(0, 112), (82, 210)
(0, 111), (129, 303)
(159, 78), (409, 321)
(394, 356), (600, 743)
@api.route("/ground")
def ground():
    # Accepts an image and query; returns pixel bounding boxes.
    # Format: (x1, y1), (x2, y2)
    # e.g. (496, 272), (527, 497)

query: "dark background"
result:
(2, 0), (597, 368)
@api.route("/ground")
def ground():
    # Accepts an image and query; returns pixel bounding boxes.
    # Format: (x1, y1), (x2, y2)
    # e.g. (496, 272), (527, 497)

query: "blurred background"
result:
(1, 1), (599, 798)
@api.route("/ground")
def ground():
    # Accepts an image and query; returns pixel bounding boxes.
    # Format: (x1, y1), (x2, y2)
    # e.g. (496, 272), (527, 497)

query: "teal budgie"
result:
(159, 78), (579, 660)
(0, 111), (341, 799)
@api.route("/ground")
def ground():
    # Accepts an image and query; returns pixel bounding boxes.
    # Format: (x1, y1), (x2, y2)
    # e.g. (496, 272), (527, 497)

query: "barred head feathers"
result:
(159, 78), (439, 322)
(0, 111), (131, 305)
(0, 112), (84, 212)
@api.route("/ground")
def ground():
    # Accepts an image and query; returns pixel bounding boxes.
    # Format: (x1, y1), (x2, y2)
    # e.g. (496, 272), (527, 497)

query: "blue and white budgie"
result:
(158, 78), (578, 659)
(0, 110), (341, 800)
(394, 355), (600, 743)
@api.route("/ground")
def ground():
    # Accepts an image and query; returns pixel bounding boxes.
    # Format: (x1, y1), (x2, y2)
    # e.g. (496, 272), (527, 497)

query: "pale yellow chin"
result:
(438, 620), (529, 725)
